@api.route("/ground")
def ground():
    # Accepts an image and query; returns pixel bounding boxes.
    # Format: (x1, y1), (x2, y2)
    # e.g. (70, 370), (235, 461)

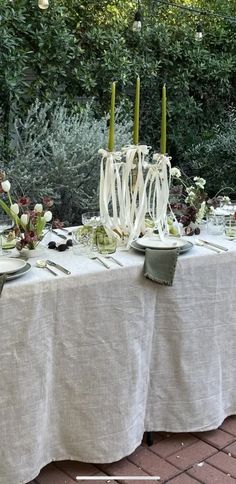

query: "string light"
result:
(195, 24), (203, 41)
(38, 0), (49, 10)
(154, 0), (236, 23)
(133, 0), (142, 32)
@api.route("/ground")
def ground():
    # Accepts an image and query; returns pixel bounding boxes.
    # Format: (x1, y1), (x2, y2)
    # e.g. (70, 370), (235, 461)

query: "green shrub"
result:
(2, 101), (132, 224)
(185, 111), (236, 195)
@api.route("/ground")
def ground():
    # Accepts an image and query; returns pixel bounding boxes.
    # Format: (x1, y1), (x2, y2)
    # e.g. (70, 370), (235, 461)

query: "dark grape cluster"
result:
(48, 240), (73, 251)
(184, 226), (200, 236)
(180, 206), (197, 227)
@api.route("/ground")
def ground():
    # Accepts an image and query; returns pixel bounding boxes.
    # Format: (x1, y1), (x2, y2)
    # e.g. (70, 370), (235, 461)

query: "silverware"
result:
(198, 239), (228, 252)
(195, 239), (221, 253)
(46, 260), (71, 275)
(105, 255), (123, 266)
(88, 254), (110, 269)
(36, 259), (58, 276)
(51, 229), (67, 240)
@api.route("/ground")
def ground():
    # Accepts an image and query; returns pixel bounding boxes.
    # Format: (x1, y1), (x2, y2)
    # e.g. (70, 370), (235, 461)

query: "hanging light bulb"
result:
(38, 0), (49, 10)
(195, 24), (203, 41)
(132, 1), (142, 32)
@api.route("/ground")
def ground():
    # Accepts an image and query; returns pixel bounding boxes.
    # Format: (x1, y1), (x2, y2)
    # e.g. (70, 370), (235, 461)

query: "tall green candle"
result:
(160, 84), (167, 154)
(133, 76), (140, 145)
(108, 81), (116, 151)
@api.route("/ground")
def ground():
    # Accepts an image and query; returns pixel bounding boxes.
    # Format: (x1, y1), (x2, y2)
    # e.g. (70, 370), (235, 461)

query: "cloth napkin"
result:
(143, 247), (179, 286)
(0, 274), (7, 296)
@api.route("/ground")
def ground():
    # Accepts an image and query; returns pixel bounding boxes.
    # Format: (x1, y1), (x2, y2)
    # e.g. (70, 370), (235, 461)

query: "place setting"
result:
(0, 258), (31, 297)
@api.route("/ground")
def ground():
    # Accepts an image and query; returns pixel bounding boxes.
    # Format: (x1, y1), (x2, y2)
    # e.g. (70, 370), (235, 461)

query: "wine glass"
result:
(0, 214), (13, 256)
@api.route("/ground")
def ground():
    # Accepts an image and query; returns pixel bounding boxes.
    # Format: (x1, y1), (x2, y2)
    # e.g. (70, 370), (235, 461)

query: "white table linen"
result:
(0, 233), (236, 483)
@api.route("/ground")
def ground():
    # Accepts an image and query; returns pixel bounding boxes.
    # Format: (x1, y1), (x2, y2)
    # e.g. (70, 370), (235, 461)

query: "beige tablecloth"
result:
(0, 234), (236, 483)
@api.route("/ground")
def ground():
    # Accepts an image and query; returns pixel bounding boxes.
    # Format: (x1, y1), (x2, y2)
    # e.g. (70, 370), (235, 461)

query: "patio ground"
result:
(28, 417), (236, 484)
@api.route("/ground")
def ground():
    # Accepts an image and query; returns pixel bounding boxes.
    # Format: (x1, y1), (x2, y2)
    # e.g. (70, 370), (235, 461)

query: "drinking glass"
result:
(220, 199), (236, 214)
(82, 211), (101, 251)
(207, 214), (225, 235)
(96, 227), (117, 254)
(0, 214), (12, 256)
(72, 227), (92, 255)
(225, 218), (236, 239)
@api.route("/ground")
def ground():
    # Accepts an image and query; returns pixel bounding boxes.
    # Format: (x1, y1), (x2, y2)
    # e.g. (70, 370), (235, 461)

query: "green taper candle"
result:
(160, 84), (167, 154)
(133, 76), (140, 145)
(108, 81), (116, 151)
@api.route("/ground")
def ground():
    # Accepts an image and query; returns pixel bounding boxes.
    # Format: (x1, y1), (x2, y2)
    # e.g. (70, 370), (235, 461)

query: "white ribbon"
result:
(99, 149), (123, 237)
(99, 147), (172, 247)
(121, 145), (149, 246)
(146, 153), (172, 240)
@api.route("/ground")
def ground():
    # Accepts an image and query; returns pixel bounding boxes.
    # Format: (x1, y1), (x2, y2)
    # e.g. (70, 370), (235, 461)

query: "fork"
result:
(88, 254), (110, 269)
(195, 239), (221, 253)
(105, 255), (123, 267)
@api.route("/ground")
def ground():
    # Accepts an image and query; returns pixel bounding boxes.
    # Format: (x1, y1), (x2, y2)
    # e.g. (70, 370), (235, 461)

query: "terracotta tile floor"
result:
(29, 416), (236, 483)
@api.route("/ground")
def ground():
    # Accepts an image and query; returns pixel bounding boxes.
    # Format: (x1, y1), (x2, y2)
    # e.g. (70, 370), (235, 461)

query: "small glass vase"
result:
(17, 242), (46, 259)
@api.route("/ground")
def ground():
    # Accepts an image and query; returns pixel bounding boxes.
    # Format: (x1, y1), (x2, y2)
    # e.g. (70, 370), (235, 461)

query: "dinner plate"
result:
(0, 258), (26, 274)
(136, 235), (187, 250)
(131, 239), (193, 254)
(6, 263), (31, 281)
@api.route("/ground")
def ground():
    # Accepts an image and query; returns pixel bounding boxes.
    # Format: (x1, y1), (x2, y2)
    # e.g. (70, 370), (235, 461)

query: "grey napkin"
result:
(144, 248), (179, 286)
(0, 274), (7, 296)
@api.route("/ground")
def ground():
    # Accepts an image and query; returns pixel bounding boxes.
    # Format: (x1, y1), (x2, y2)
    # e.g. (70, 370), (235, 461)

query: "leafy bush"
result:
(0, 0), (236, 186)
(2, 101), (132, 224)
(185, 112), (236, 195)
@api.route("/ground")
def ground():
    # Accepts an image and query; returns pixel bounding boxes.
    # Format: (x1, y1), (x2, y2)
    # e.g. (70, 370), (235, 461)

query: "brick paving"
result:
(29, 416), (236, 484)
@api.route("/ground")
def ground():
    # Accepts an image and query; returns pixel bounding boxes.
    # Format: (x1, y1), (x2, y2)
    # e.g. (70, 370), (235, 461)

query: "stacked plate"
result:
(131, 235), (193, 254)
(0, 258), (31, 281)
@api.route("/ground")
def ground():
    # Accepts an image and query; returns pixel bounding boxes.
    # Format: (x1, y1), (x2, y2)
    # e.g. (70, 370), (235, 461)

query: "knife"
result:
(198, 239), (228, 252)
(46, 260), (71, 275)
(51, 229), (67, 240)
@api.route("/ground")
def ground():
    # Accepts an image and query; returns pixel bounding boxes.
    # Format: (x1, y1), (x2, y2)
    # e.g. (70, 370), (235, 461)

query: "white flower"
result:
(21, 214), (29, 225)
(34, 203), (43, 213)
(43, 210), (52, 222)
(1, 180), (11, 192)
(222, 196), (231, 204)
(171, 167), (181, 178)
(196, 201), (206, 223)
(10, 203), (19, 215)
(186, 186), (194, 193)
(194, 177), (206, 189)
(185, 189), (196, 205)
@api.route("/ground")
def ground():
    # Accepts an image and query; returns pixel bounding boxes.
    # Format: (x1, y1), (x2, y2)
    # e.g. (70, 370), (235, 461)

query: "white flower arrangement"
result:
(0, 175), (53, 250)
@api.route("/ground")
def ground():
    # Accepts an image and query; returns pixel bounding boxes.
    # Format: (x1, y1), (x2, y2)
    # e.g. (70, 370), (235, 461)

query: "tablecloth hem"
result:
(19, 438), (143, 484)
(145, 409), (236, 434)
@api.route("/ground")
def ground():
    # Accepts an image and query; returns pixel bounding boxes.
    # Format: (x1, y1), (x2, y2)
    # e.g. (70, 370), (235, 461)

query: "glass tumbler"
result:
(96, 227), (117, 254)
(0, 214), (12, 256)
(207, 214), (225, 235)
(82, 211), (100, 251)
(225, 218), (236, 238)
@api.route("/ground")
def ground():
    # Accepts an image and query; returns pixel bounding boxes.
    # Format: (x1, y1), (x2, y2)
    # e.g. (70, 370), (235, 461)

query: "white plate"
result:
(131, 239), (193, 254)
(136, 236), (187, 250)
(6, 263), (31, 281)
(0, 258), (26, 274)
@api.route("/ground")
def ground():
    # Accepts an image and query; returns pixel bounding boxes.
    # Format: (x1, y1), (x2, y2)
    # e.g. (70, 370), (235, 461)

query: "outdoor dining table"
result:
(0, 232), (236, 484)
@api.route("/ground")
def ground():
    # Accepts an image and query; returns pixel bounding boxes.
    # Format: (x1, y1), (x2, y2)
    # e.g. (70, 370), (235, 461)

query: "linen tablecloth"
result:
(0, 234), (236, 483)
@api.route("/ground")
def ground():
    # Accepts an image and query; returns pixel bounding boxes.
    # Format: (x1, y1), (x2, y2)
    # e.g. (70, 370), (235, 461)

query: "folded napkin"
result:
(144, 247), (179, 286)
(0, 274), (7, 296)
